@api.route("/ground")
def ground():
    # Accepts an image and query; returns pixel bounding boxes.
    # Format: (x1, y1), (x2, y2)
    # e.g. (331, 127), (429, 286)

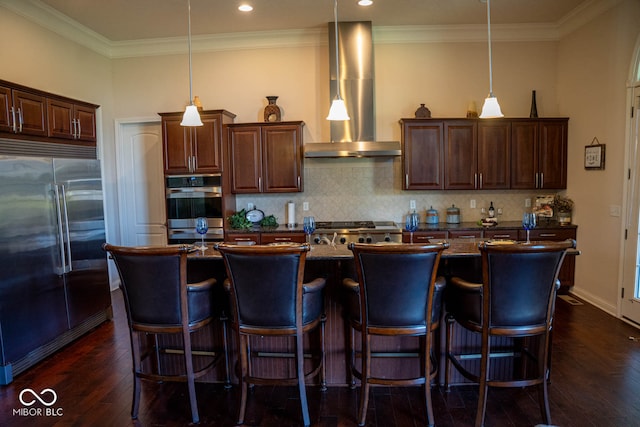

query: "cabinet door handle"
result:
(10, 106), (17, 133)
(535, 172), (539, 188)
(405, 174), (409, 188)
(474, 173), (478, 189)
(72, 119), (77, 139)
(456, 234), (477, 239)
(191, 155), (197, 172)
(17, 108), (23, 133)
(490, 234), (512, 238)
(540, 172), (544, 188)
(539, 233), (557, 238)
(76, 118), (81, 139)
(479, 173), (483, 189)
(297, 176), (301, 189)
(259, 177), (262, 192)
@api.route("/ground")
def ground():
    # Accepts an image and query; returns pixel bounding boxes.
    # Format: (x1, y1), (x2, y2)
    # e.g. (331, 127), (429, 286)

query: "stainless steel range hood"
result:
(304, 21), (401, 158)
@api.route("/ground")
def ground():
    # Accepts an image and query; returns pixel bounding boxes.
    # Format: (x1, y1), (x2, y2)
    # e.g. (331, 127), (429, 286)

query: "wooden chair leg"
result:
(346, 322), (356, 389)
(237, 334), (249, 425)
(182, 331), (200, 424)
(320, 314), (327, 392)
(424, 334), (435, 427)
(444, 315), (454, 391)
(130, 331), (142, 419)
(357, 333), (371, 426)
(296, 332), (311, 427)
(475, 338), (490, 427)
(221, 313), (232, 389)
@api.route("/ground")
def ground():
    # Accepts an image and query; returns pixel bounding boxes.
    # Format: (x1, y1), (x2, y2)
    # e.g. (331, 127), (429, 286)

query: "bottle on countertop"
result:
(488, 202), (495, 218)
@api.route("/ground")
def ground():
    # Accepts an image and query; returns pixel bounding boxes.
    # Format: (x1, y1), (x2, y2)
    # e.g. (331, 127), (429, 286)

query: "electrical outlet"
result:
(470, 199), (476, 208)
(247, 202), (254, 210)
(525, 198), (531, 208)
(610, 205), (621, 217)
(303, 202), (309, 211)
(410, 200), (416, 210)
(497, 208), (503, 215)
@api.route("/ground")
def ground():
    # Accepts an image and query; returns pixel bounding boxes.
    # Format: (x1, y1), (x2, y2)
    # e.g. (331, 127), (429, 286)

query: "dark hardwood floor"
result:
(2, 290), (640, 427)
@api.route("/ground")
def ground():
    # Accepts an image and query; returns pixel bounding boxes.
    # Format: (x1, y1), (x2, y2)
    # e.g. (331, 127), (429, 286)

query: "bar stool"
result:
(444, 239), (575, 427)
(216, 243), (327, 427)
(103, 244), (226, 424)
(343, 242), (448, 427)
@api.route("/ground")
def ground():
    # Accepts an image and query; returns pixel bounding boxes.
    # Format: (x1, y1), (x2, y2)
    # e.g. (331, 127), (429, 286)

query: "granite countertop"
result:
(224, 220), (576, 234)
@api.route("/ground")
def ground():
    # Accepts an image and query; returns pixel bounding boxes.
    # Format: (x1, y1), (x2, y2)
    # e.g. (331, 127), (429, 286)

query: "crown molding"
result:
(0, 0), (623, 59)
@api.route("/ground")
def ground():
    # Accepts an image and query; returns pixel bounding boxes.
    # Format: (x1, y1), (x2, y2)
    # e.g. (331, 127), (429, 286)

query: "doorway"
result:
(620, 37), (640, 324)
(114, 120), (166, 246)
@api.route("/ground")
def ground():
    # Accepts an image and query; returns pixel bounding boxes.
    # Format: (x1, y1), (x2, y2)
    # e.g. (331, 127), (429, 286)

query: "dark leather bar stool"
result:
(343, 242), (449, 427)
(444, 239), (576, 427)
(103, 244), (226, 424)
(216, 243), (327, 427)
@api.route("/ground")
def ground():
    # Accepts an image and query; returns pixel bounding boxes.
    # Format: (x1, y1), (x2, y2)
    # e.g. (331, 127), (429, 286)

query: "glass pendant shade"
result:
(479, 96), (504, 118)
(181, 105), (203, 126)
(327, 97), (350, 121)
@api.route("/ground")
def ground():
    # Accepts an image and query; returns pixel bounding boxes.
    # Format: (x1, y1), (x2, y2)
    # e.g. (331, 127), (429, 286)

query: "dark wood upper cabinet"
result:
(47, 98), (97, 142)
(401, 119), (444, 190)
(227, 121), (304, 194)
(160, 110), (235, 175)
(444, 120), (477, 190)
(402, 117), (567, 191)
(0, 87), (47, 137)
(511, 118), (568, 189)
(477, 120), (511, 189)
(1, 80), (98, 145)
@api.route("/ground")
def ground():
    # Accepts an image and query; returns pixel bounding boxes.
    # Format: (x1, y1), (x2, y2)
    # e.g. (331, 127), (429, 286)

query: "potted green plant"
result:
(553, 194), (574, 225)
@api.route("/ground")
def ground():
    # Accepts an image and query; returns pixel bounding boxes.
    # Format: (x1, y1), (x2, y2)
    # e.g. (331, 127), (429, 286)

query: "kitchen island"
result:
(184, 239), (577, 387)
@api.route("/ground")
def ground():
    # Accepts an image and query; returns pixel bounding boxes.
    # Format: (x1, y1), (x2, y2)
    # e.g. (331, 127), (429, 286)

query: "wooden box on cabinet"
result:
(227, 121), (304, 194)
(160, 110), (236, 175)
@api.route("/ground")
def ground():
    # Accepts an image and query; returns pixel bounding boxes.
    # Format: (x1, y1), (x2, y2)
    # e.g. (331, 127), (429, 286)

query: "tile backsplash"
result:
(236, 157), (549, 225)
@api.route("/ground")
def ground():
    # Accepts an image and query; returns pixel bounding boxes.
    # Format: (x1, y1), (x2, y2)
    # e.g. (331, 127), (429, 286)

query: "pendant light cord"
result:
(187, 0), (194, 106)
(486, 0), (494, 97)
(334, 0), (341, 100)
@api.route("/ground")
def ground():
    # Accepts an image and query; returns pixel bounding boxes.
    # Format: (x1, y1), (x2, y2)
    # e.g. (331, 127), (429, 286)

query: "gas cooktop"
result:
(312, 221), (401, 244)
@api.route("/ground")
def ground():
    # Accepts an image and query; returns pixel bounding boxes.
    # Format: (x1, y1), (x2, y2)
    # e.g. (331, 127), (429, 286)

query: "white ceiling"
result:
(34, 0), (590, 42)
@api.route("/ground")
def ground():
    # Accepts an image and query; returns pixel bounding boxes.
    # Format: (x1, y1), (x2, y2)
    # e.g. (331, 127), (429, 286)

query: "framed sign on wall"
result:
(585, 137), (605, 170)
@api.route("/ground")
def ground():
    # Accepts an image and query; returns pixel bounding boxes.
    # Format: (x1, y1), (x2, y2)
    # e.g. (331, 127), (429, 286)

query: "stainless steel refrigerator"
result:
(0, 155), (110, 384)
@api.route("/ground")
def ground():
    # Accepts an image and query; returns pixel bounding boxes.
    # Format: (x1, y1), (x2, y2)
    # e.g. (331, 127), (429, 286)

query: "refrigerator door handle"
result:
(53, 184), (68, 275)
(60, 184), (73, 273)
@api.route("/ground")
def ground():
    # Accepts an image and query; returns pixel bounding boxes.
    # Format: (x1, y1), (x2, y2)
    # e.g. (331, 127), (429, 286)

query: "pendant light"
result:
(326, 0), (350, 121)
(479, 0), (504, 119)
(180, 0), (203, 126)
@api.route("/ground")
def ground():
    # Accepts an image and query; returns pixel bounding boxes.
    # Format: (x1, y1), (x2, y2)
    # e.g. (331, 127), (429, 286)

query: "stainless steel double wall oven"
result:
(165, 174), (224, 244)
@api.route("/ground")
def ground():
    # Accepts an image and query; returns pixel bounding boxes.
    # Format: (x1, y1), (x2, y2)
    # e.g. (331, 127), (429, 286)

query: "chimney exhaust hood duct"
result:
(304, 21), (401, 158)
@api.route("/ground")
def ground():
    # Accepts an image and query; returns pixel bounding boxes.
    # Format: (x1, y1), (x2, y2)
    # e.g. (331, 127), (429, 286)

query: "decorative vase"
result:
(264, 96), (282, 122)
(415, 103), (431, 118)
(529, 90), (538, 118)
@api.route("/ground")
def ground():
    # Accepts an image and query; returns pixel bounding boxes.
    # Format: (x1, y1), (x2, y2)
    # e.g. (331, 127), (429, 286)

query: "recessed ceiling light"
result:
(358, 0), (373, 6)
(238, 4), (253, 12)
